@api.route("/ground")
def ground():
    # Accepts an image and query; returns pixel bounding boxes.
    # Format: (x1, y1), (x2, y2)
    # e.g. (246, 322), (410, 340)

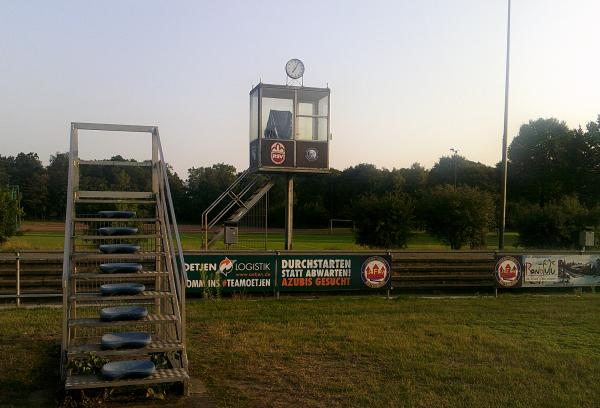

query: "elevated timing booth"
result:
(249, 83), (331, 173)
(202, 59), (331, 250)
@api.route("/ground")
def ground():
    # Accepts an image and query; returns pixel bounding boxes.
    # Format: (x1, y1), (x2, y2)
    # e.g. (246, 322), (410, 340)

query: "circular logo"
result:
(270, 142), (286, 165)
(495, 256), (521, 287)
(361, 256), (391, 289)
(305, 148), (318, 162)
(218, 257), (235, 276)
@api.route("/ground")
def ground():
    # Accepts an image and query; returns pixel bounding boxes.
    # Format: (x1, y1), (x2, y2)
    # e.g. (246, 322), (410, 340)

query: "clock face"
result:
(285, 59), (305, 79)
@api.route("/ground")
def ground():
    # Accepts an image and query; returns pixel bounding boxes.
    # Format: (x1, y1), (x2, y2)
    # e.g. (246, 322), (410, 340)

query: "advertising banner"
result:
(495, 254), (600, 288)
(184, 254), (276, 294)
(278, 254), (392, 292)
(522, 255), (600, 287)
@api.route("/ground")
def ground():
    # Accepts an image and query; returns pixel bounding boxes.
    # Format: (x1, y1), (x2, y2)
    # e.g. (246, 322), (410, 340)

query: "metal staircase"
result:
(61, 123), (189, 393)
(201, 170), (273, 249)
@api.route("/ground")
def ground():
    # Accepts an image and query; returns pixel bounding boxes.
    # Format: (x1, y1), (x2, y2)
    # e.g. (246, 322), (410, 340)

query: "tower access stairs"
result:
(61, 123), (189, 394)
(201, 170), (274, 249)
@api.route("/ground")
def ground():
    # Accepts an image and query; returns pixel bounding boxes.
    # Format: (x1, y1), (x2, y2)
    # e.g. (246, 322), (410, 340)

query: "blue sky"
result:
(1, 0), (598, 176)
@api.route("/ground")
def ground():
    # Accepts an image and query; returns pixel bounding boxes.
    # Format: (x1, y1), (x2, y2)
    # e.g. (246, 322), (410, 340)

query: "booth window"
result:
(296, 91), (329, 141)
(261, 88), (294, 140)
(249, 91), (259, 141)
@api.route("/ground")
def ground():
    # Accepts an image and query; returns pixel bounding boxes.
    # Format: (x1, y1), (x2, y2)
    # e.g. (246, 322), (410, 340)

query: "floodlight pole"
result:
(499, 0), (511, 250)
(285, 174), (294, 250)
(450, 148), (459, 189)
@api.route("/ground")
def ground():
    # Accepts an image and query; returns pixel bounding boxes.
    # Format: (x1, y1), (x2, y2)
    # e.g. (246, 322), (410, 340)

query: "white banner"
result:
(523, 255), (600, 287)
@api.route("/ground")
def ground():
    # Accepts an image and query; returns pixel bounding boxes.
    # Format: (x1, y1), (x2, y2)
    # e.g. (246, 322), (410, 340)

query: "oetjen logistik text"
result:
(185, 258), (353, 288)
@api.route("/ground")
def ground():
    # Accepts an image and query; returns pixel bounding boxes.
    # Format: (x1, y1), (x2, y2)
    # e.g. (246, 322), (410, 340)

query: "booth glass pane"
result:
(318, 95), (329, 116)
(249, 92), (258, 141)
(262, 97), (294, 140)
(317, 118), (328, 141)
(297, 102), (314, 140)
(298, 117), (328, 141)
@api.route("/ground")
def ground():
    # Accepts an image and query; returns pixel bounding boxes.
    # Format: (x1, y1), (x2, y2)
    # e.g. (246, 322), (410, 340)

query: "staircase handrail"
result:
(201, 169), (252, 249)
(201, 169), (249, 224)
(206, 178), (258, 229)
(60, 124), (77, 379)
(154, 130), (186, 339)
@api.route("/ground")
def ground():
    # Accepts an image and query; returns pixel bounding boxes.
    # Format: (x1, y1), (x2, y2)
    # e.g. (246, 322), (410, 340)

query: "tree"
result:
(8, 153), (48, 219)
(80, 155), (151, 193)
(46, 152), (69, 219)
(514, 196), (600, 249)
(352, 193), (414, 248)
(166, 165), (187, 221)
(293, 173), (332, 228)
(421, 185), (495, 249)
(576, 115), (600, 205)
(428, 155), (497, 193)
(186, 163), (238, 222)
(330, 164), (404, 219)
(398, 162), (428, 195)
(0, 187), (23, 244)
(508, 118), (576, 206)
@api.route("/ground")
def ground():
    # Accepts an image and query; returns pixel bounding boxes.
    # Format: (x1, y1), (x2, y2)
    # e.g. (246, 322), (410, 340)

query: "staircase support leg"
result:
(285, 175), (294, 250)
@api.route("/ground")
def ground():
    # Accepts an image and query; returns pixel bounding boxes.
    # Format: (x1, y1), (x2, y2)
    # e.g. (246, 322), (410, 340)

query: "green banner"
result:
(184, 254), (276, 293)
(278, 254), (392, 291)
(184, 253), (392, 294)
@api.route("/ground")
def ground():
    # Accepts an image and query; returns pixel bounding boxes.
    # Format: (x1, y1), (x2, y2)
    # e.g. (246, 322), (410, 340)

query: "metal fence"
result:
(3, 249), (596, 305)
(0, 251), (63, 305)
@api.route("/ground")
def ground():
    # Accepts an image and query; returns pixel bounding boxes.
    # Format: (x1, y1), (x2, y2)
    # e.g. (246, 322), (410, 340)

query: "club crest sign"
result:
(270, 142), (286, 165)
(361, 256), (391, 289)
(305, 148), (318, 162)
(495, 256), (521, 287)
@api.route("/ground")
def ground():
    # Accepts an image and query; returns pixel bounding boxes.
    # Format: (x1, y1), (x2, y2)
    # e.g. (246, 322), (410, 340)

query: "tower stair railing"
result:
(201, 171), (273, 249)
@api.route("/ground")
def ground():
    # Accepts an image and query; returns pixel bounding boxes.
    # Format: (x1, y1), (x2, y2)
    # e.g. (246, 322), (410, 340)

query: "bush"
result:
(514, 196), (600, 248)
(352, 193), (414, 248)
(0, 188), (23, 245)
(421, 185), (495, 250)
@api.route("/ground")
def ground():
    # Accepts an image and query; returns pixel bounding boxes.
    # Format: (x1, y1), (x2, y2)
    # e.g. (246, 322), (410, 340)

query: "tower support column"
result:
(285, 175), (294, 250)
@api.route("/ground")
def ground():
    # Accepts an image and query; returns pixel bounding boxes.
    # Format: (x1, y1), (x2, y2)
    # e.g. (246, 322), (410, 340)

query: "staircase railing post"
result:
(15, 251), (20, 307)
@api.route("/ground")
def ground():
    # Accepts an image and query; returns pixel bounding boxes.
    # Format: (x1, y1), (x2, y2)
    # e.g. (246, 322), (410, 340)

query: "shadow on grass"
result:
(0, 337), (62, 408)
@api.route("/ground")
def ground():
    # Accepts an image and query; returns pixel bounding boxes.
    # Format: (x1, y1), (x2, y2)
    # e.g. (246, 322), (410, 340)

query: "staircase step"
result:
(67, 340), (183, 358)
(79, 160), (152, 167)
(71, 252), (164, 261)
(74, 271), (168, 279)
(100, 283), (145, 296)
(72, 291), (173, 302)
(69, 314), (178, 328)
(101, 332), (151, 349)
(75, 217), (157, 222)
(75, 198), (156, 204)
(100, 263), (143, 273)
(78, 191), (155, 199)
(99, 244), (141, 254)
(65, 368), (189, 390)
(98, 211), (136, 218)
(98, 227), (139, 236)
(76, 234), (159, 240)
(101, 360), (156, 380)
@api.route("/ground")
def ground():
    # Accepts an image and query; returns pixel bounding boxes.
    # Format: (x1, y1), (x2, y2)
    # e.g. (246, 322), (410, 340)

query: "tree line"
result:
(1, 115), (599, 249)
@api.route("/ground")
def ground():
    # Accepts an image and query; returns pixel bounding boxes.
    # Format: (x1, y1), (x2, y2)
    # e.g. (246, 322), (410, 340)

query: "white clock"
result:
(285, 59), (305, 79)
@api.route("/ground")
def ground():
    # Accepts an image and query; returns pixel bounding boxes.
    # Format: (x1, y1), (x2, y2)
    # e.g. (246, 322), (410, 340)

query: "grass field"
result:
(2, 222), (520, 251)
(1, 295), (599, 407)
